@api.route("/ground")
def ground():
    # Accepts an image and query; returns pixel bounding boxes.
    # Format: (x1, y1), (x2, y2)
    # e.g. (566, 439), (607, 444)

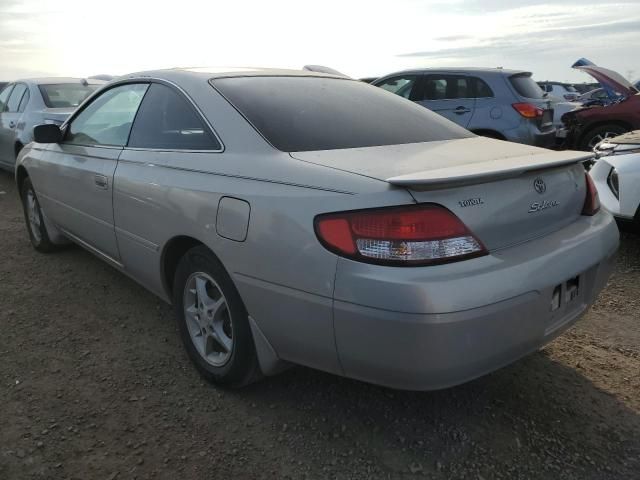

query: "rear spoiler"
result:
(386, 150), (593, 188)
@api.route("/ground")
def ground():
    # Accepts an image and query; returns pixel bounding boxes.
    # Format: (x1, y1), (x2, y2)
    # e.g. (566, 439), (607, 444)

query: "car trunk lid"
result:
(291, 137), (592, 250)
(39, 107), (75, 124)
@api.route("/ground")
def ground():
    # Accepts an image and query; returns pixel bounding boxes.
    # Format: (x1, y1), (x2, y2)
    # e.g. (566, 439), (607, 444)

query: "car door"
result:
(415, 74), (476, 128)
(113, 82), (223, 295)
(38, 83), (149, 263)
(0, 83), (27, 167)
(465, 76), (496, 131)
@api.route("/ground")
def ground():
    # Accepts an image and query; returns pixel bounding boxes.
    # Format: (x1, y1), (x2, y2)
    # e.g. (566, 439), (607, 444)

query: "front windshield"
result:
(39, 83), (100, 108)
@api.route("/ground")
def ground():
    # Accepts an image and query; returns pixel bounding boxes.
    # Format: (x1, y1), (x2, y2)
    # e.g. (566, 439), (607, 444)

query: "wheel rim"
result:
(183, 272), (233, 367)
(26, 189), (42, 243)
(589, 131), (620, 149)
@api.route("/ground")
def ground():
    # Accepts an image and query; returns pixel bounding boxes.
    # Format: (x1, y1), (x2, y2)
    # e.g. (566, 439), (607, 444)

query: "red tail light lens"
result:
(315, 205), (488, 266)
(512, 103), (544, 119)
(582, 173), (600, 216)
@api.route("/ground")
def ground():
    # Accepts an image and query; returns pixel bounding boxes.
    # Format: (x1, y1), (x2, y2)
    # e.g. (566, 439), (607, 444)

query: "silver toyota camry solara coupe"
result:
(16, 68), (619, 390)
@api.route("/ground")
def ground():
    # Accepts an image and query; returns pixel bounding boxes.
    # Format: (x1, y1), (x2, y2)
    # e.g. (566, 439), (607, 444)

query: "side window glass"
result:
(128, 83), (220, 150)
(472, 77), (494, 98)
(6, 84), (27, 112)
(375, 75), (418, 99)
(455, 77), (470, 98)
(424, 77), (448, 100)
(423, 76), (471, 100)
(18, 88), (30, 112)
(66, 84), (148, 147)
(0, 85), (13, 112)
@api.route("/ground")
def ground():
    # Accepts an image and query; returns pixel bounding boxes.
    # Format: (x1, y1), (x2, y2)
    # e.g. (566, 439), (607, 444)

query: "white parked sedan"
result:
(591, 131), (640, 228)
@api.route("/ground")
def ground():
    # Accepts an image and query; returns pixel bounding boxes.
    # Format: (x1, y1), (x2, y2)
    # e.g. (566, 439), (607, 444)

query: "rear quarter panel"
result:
(113, 148), (415, 374)
(469, 73), (523, 139)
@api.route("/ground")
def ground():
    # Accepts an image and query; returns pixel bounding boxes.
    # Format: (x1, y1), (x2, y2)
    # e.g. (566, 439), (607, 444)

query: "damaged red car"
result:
(562, 63), (640, 150)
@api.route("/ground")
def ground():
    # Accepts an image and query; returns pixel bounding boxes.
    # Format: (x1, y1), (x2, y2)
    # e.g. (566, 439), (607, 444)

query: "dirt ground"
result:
(0, 170), (638, 480)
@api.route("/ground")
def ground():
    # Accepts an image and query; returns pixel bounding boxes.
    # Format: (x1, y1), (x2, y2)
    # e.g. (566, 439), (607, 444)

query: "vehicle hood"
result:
(573, 64), (639, 97)
(602, 130), (640, 145)
(594, 130), (640, 159)
(290, 136), (591, 186)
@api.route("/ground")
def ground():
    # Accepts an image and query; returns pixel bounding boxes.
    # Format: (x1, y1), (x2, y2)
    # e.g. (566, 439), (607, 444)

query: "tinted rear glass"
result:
(509, 74), (545, 99)
(128, 83), (220, 150)
(212, 76), (472, 152)
(39, 83), (99, 108)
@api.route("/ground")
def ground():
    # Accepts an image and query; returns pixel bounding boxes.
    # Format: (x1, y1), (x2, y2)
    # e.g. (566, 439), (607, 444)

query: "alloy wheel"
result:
(183, 272), (234, 367)
(26, 189), (42, 243)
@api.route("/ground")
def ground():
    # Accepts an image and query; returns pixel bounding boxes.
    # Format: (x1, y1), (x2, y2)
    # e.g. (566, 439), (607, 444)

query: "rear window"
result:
(211, 76), (472, 152)
(38, 83), (99, 108)
(509, 74), (545, 99)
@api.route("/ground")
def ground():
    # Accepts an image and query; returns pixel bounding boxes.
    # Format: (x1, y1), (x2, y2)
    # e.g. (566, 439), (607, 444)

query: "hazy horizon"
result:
(1, 0), (638, 83)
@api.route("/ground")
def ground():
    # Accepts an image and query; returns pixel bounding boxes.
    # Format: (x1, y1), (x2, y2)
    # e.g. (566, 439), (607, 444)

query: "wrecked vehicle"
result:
(561, 60), (640, 150)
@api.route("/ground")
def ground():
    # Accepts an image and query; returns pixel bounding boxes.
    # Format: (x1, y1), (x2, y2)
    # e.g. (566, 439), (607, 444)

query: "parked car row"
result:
(364, 60), (639, 151)
(13, 66), (618, 390)
(370, 68), (556, 148)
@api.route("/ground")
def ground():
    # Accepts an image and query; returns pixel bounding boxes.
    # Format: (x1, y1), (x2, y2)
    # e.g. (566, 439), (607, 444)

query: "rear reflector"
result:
(512, 103), (544, 119)
(315, 204), (487, 266)
(582, 173), (600, 216)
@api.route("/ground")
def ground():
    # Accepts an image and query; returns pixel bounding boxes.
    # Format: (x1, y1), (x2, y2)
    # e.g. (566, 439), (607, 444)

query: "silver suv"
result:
(372, 68), (555, 148)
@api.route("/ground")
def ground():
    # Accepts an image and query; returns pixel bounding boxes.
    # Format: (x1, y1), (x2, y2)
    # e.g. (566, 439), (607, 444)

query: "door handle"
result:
(94, 174), (108, 189)
(9, 121), (15, 128)
(453, 106), (471, 114)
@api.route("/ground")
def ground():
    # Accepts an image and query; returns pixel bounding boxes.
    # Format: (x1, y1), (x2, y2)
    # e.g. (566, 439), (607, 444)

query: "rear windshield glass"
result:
(211, 76), (473, 152)
(509, 74), (545, 99)
(38, 83), (99, 108)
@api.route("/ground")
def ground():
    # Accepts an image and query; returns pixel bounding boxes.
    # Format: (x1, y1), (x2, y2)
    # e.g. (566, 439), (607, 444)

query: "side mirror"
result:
(33, 124), (62, 144)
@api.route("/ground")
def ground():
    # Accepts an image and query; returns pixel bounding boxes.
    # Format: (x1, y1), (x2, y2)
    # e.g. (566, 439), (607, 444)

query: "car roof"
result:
(10, 77), (106, 86)
(538, 81), (571, 86)
(385, 67), (531, 77)
(121, 67), (346, 82)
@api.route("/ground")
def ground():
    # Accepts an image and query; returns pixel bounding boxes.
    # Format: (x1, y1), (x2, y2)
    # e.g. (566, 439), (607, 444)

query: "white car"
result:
(590, 130), (640, 228)
(538, 82), (580, 102)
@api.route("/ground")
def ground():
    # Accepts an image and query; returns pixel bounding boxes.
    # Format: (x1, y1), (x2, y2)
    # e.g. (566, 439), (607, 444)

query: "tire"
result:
(173, 245), (260, 387)
(579, 124), (628, 151)
(20, 177), (58, 253)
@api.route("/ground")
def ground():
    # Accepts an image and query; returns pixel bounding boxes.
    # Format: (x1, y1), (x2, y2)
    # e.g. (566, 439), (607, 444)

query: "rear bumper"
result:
(332, 212), (619, 390)
(531, 128), (557, 148)
(502, 123), (556, 148)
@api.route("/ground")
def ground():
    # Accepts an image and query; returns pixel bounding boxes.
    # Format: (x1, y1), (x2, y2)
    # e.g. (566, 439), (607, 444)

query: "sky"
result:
(1, 0), (639, 83)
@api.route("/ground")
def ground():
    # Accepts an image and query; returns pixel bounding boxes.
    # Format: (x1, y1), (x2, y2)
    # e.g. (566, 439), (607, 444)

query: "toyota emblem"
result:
(533, 178), (546, 194)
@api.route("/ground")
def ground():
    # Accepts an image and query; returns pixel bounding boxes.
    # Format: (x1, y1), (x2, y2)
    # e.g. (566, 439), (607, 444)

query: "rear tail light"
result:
(607, 167), (619, 199)
(314, 204), (488, 266)
(512, 103), (544, 119)
(582, 173), (600, 216)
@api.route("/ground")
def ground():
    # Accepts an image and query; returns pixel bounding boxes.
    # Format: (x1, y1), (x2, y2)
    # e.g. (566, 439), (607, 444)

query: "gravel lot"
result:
(1, 171), (639, 480)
